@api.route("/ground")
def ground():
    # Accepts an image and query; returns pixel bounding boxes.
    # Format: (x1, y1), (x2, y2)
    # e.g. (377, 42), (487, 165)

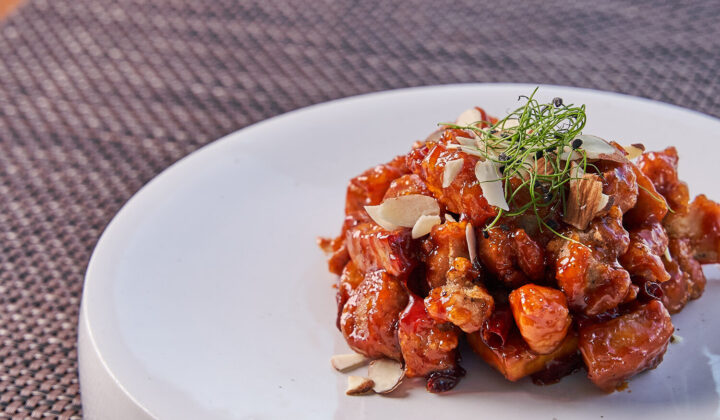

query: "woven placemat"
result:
(0, 0), (718, 418)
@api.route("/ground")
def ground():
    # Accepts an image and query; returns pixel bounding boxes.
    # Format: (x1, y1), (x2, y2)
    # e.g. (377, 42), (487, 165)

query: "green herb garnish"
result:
(440, 88), (591, 235)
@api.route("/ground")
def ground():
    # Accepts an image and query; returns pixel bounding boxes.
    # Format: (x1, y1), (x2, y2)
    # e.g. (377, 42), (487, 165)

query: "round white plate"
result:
(79, 84), (720, 420)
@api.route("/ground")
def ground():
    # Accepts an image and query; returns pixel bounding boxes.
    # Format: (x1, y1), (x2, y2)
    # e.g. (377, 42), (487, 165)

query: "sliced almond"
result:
(563, 171), (607, 230)
(346, 376), (375, 395)
(331, 353), (370, 372)
(412, 214), (441, 239)
(500, 118), (519, 130)
(466, 222), (477, 264)
(560, 134), (628, 163)
(444, 213), (457, 223)
(368, 359), (405, 394)
(443, 158), (465, 188)
(475, 160), (509, 211)
(364, 205), (399, 231)
(664, 246), (672, 261)
(455, 135), (477, 147)
(456, 107), (484, 127)
(365, 194), (440, 230)
(446, 144), (486, 158)
(622, 143), (645, 160)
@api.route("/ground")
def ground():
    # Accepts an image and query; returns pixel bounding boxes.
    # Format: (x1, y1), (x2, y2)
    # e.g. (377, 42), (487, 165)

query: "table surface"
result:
(1, 0), (719, 418)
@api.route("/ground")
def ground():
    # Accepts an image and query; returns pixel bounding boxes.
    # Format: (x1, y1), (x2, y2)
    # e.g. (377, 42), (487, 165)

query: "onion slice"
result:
(443, 158), (465, 188)
(475, 160), (509, 211)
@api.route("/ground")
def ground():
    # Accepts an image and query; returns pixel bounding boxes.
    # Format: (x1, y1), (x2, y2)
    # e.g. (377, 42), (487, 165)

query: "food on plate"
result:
(319, 90), (719, 394)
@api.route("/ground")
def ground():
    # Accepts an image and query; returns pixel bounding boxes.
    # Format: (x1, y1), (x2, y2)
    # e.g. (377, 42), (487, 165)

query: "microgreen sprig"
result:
(440, 88), (590, 235)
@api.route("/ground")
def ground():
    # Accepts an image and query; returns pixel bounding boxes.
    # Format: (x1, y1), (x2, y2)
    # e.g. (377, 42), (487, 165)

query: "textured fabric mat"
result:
(0, 0), (718, 418)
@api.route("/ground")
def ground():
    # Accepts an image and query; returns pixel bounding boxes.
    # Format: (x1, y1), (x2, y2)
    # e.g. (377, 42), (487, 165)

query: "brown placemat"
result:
(0, 0), (718, 418)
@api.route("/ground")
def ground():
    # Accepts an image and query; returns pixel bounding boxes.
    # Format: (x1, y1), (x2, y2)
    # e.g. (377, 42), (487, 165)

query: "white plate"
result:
(78, 84), (720, 420)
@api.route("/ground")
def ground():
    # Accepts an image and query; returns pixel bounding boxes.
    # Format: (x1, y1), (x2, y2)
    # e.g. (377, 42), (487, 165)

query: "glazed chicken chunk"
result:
(321, 98), (717, 394)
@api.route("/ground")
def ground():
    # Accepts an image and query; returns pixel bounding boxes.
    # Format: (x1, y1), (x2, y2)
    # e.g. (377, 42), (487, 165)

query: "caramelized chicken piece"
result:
(596, 159), (638, 214)
(509, 284), (572, 355)
(423, 221), (469, 289)
(345, 223), (416, 277)
(406, 131), (497, 226)
(619, 222), (670, 284)
(467, 328), (579, 382)
(318, 235), (350, 275)
(623, 162), (668, 228)
(398, 295), (461, 384)
(666, 238), (706, 302)
(665, 194), (720, 264)
(636, 147), (689, 213)
(345, 155), (409, 215)
(383, 174), (432, 199)
(660, 256), (692, 314)
(340, 270), (409, 360)
(550, 207), (632, 316)
(579, 300), (674, 392)
(478, 226), (545, 288)
(424, 257), (494, 333)
(336, 261), (364, 328)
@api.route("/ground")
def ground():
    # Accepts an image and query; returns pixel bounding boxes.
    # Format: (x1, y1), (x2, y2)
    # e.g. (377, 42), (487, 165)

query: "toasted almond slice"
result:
(560, 134), (628, 163)
(346, 376), (375, 395)
(443, 158), (465, 188)
(412, 214), (441, 239)
(331, 353), (370, 372)
(368, 359), (405, 394)
(500, 118), (519, 130)
(456, 107), (484, 127)
(475, 160), (509, 211)
(446, 144), (486, 158)
(444, 213), (457, 223)
(364, 205), (399, 231)
(455, 136), (477, 147)
(466, 222), (477, 264)
(380, 195), (440, 227)
(664, 246), (672, 261)
(622, 143), (645, 160)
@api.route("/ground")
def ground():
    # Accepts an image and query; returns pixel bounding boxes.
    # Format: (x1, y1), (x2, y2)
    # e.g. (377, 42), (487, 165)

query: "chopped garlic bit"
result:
(365, 194), (440, 230)
(346, 376), (375, 395)
(331, 353), (370, 372)
(442, 158), (465, 188)
(474, 160), (509, 211)
(368, 359), (405, 394)
(466, 223), (477, 264)
(412, 214), (441, 239)
(670, 333), (684, 344)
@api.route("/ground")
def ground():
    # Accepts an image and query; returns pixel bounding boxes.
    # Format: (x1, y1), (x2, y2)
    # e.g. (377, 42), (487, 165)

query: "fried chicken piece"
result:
(398, 294), (461, 383)
(406, 130), (497, 226)
(345, 223), (416, 277)
(478, 226), (545, 288)
(579, 300), (674, 392)
(467, 328), (579, 382)
(596, 158), (638, 214)
(619, 222), (671, 284)
(335, 261), (364, 329)
(383, 173), (432, 199)
(635, 147), (689, 213)
(509, 284), (572, 355)
(424, 257), (494, 333)
(345, 155), (409, 215)
(665, 194), (720, 264)
(660, 238), (706, 313)
(550, 206), (633, 316)
(340, 270), (409, 360)
(423, 221), (469, 289)
(623, 162), (669, 228)
(660, 255), (692, 314)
